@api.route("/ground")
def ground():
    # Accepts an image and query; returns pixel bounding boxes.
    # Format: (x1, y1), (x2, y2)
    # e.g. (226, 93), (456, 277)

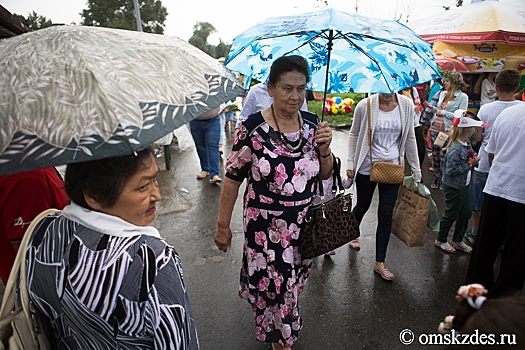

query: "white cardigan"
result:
(347, 93), (422, 182)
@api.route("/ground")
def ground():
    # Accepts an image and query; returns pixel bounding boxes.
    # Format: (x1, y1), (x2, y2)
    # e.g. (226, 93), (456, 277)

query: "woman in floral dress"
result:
(214, 56), (333, 350)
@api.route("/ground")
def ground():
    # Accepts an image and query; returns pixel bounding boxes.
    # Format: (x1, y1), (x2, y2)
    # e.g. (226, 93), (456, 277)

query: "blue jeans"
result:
(470, 170), (488, 214)
(219, 114), (224, 145)
(190, 115), (221, 178)
(352, 173), (400, 262)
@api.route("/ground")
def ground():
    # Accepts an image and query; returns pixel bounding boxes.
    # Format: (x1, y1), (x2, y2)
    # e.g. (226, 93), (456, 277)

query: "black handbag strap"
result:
(314, 149), (345, 201)
(314, 147), (324, 199)
(333, 157), (345, 195)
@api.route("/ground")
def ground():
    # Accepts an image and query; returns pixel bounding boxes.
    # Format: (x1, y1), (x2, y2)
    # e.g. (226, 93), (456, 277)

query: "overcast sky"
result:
(3, 0), (523, 43)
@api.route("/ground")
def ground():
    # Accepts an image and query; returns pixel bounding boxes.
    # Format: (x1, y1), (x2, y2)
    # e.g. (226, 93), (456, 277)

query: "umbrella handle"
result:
(320, 30), (334, 123)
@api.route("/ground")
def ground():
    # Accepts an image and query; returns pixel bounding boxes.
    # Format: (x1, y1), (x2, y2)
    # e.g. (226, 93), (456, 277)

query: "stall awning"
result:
(409, 1), (525, 46)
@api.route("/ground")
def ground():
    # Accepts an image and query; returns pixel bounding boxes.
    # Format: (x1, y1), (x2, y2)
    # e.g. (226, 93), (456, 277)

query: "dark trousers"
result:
(429, 131), (447, 185)
(466, 194), (525, 297)
(352, 173), (400, 263)
(414, 126), (426, 167)
(438, 184), (471, 243)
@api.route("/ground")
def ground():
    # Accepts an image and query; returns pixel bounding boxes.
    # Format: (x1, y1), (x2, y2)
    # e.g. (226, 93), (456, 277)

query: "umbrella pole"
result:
(321, 30), (333, 122)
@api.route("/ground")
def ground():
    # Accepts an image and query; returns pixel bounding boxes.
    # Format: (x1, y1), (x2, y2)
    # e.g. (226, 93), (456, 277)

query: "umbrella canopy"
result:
(226, 8), (440, 94)
(409, 1), (525, 73)
(0, 25), (244, 176)
(408, 1), (525, 45)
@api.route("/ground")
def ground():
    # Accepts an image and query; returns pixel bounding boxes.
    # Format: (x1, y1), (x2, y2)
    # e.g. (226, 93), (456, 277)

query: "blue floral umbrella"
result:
(0, 25), (244, 176)
(226, 8), (440, 109)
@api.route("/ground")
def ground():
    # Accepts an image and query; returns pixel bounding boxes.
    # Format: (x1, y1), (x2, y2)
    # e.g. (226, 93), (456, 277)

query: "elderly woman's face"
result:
(268, 70), (307, 115)
(95, 153), (161, 226)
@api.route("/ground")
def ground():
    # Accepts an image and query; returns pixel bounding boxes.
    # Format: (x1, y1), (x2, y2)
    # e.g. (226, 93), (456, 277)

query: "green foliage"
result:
(81, 0), (168, 34)
(215, 40), (231, 60)
(189, 22), (216, 54)
(224, 104), (240, 112)
(307, 92), (365, 127)
(188, 22), (231, 59)
(14, 11), (53, 30)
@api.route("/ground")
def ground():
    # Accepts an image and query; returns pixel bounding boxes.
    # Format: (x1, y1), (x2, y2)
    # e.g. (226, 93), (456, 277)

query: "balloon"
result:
(344, 105), (352, 112)
(326, 98), (334, 105)
(343, 98), (351, 105)
(331, 105), (339, 114)
(334, 96), (342, 104)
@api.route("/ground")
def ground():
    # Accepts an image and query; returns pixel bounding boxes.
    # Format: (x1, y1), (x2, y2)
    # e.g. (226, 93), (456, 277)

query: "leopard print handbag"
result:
(299, 155), (360, 259)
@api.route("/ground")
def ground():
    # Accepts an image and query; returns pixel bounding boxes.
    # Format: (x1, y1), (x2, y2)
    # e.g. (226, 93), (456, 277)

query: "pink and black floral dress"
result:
(225, 111), (320, 347)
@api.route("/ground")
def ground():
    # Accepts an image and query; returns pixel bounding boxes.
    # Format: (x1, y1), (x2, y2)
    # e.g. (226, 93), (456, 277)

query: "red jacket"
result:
(0, 167), (69, 284)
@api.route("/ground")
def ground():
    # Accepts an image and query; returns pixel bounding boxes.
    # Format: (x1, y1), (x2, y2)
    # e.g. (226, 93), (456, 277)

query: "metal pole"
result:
(321, 30), (333, 122)
(133, 0), (143, 32)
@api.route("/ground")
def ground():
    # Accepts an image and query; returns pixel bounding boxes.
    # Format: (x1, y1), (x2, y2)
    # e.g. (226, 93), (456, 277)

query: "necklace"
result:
(271, 104), (304, 152)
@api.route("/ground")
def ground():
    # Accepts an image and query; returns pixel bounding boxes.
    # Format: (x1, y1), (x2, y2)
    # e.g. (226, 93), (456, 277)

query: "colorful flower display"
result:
(323, 96), (355, 115)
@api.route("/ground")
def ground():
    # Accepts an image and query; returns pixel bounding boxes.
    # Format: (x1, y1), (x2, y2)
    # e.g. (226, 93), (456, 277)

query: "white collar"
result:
(62, 202), (161, 238)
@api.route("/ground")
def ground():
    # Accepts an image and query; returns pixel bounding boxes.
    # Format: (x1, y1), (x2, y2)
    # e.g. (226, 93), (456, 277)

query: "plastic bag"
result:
(173, 124), (194, 153)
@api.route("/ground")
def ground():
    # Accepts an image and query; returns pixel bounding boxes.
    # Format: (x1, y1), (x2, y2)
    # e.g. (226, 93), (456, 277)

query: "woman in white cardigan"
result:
(346, 93), (421, 281)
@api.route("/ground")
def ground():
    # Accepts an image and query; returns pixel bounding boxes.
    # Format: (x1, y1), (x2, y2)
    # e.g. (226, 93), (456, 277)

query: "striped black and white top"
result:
(25, 203), (199, 349)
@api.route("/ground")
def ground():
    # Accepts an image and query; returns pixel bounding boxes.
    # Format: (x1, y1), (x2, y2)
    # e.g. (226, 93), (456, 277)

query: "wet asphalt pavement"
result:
(0, 127), (498, 349)
(152, 127), (487, 350)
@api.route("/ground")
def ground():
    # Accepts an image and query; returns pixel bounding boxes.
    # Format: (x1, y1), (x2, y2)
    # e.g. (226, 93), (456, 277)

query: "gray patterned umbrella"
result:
(0, 25), (244, 175)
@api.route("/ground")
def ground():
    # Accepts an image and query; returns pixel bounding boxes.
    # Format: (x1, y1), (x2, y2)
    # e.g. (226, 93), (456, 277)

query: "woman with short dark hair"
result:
(25, 147), (200, 349)
(214, 55), (333, 350)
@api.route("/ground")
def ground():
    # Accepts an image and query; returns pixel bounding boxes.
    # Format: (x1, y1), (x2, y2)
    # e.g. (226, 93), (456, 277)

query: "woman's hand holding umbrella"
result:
(315, 121), (333, 152)
(315, 121), (334, 180)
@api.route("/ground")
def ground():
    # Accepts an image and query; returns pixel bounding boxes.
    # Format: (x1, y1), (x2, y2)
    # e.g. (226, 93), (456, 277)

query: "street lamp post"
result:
(133, 0), (143, 32)
(208, 34), (220, 59)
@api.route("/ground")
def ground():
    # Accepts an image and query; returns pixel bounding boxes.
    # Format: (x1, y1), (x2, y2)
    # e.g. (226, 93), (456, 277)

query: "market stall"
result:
(409, 1), (525, 107)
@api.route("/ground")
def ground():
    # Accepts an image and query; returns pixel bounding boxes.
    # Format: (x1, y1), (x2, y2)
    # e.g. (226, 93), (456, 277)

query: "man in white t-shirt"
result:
(466, 103), (525, 297)
(466, 69), (523, 245)
(480, 72), (497, 105)
(235, 83), (308, 129)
